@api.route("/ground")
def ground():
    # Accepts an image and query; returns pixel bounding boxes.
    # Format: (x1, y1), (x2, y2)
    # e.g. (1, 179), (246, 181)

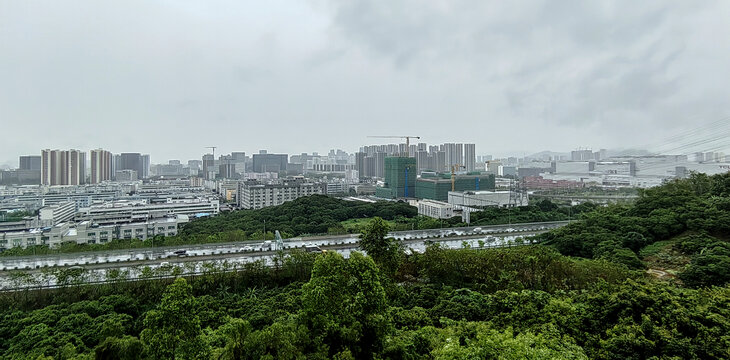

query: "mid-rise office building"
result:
(252, 152), (288, 173)
(118, 153), (149, 180)
(19, 155), (41, 171)
(238, 179), (326, 209)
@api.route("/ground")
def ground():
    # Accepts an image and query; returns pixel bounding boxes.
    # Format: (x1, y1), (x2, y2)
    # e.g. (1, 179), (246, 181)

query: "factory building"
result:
(417, 199), (454, 219)
(448, 190), (528, 208)
(75, 198), (219, 225)
(414, 173), (495, 201)
(0, 216), (186, 250)
(39, 201), (76, 226)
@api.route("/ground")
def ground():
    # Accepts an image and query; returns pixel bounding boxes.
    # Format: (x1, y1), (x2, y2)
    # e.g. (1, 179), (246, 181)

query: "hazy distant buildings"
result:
(115, 169), (138, 181)
(202, 153), (216, 179)
(19, 156), (41, 171)
(356, 142), (473, 179)
(41, 149), (86, 185)
(696, 151), (726, 162)
(571, 149), (595, 161)
(118, 153), (148, 180)
(252, 152), (288, 173)
(444, 143), (464, 169)
(90, 149), (113, 184)
(141, 154), (150, 178)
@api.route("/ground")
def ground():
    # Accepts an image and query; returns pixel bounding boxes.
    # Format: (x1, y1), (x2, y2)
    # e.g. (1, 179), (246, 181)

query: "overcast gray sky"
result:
(2, 0), (729, 167)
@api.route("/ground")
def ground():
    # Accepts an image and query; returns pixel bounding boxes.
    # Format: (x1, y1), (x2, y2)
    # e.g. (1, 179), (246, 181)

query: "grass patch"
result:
(340, 218), (396, 233)
(642, 237), (691, 274)
(639, 239), (677, 258)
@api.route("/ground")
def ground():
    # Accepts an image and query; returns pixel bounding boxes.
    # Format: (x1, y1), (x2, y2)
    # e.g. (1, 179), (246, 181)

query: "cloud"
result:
(0, 0), (729, 165)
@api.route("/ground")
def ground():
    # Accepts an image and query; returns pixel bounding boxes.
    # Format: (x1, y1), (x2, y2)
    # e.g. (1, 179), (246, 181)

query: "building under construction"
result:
(374, 157), (417, 199)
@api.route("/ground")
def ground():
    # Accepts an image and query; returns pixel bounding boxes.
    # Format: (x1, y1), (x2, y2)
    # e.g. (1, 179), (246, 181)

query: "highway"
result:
(0, 221), (568, 271)
(0, 221), (568, 290)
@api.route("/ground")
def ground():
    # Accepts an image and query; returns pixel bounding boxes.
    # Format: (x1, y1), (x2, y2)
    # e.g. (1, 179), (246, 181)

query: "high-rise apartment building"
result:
(41, 149), (86, 185)
(90, 149), (113, 184)
(464, 144), (476, 172)
(202, 154), (216, 179)
(571, 149), (594, 161)
(141, 154), (150, 178)
(444, 143), (464, 169)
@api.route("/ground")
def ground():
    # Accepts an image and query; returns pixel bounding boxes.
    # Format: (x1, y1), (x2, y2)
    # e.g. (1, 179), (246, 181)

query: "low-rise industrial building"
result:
(448, 190), (528, 208)
(417, 199), (454, 219)
(39, 201), (76, 226)
(75, 197), (219, 225)
(0, 216), (187, 250)
(238, 180), (326, 209)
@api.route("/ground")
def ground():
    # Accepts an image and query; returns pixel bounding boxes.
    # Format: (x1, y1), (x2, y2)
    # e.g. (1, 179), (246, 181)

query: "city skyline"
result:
(2, 1), (730, 166)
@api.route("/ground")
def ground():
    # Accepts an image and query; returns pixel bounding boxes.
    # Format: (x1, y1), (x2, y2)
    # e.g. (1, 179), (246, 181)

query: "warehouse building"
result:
(414, 173), (495, 201)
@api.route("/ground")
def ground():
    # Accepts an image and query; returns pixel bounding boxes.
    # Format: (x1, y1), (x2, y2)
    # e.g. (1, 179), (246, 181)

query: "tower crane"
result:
(367, 135), (421, 156)
(451, 164), (465, 192)
(205, 146), (217, 159)
(205, 146), (217, 175)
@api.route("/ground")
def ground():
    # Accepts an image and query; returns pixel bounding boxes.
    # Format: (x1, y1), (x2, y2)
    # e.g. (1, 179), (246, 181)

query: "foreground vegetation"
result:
(1, 173), (729, 359)
(540, 172), (730, 286)
(1, 243), (728, 359)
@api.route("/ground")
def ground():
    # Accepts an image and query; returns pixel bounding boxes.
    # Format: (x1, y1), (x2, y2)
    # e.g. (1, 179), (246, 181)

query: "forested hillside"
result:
(1, 173), (729, 359)
(180, 194), (593, 238)
(180, 195), (418, 237)
(540, 172), (730, 286)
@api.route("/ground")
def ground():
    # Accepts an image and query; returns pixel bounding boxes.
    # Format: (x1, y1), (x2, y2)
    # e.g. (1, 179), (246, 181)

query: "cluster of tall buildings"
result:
(356, 142), (476, 180)
(570, 149), (608, 161)
(27, 149), (151, 186)
(695, 152), (726, 163)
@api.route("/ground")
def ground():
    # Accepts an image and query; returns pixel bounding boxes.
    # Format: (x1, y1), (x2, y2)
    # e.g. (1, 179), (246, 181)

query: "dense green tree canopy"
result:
(1, 172), (729, 358)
